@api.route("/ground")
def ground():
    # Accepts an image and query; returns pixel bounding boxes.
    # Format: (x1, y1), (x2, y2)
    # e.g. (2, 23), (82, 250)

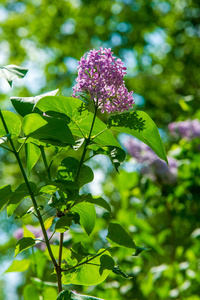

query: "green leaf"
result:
(0, 111), (21, 137)
(22, 113), (75, 146)
(57, 290), (104, 300)
(43, 287), (58, 300)
(107, 223), (136, 249)
(5, 259), (30, 273)
(25, 142), (41, 175)
(84, 194), (111, 213)
(108, 111), (168, 163)
(0, 64), (28, 86)
(7, 182), (37, 217)
(99, 254), (115, 275)
(55, 215), (72, 233)
(44, 216), (55, 230)
(62, 249), (111, 286)
(88, 144), (126, 172)
(0, 133), (11, 144)
(36, 96), (121, 148)
(23, 284), (40, 300)
(71, 202), (96, 236)
(57, 157), (94, 188)
(23, 225), (35, 239)
(132, 246), (150, 256)
(112, 265), (131, 279)
(11, 89), (59, 117)
(14, 237), (35, 257)
(0, 185), (13, 212)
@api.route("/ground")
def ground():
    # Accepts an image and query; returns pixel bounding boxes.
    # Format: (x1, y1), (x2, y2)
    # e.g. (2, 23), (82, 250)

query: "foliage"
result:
(0, 0), (200, 299)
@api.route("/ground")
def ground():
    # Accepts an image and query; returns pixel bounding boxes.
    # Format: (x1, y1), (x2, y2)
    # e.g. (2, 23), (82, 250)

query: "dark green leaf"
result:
(57, 157), (94, 188)
(0, 185), (13, 212)
(112, 265), (131, 279)
(0, 111), (21, 137)
(108, 111), (168, 163)
(22, 113), (75, 146)
(71, 202), (96, 235)
(88, 144), (126, 172)
(11, 89), (59, 117)
(55, 215), (73, 233)
(5, 259), (30, 273)
(14, 237), (35, 257)
(57, 290), (104, 300)
(0, 64), (28, 86)
(84, 194), (111, 213)
(99, 254), (115, 275)
(7, 182), (37, 217)
(132, 246), (150, 256)
(107, 223), (136, 249)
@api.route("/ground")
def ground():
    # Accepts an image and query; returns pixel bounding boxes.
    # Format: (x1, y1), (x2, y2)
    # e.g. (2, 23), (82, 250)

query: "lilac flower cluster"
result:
(168, 119), (200, 140)
(72, 48), (134, 113)
(124, 138), (178, 184)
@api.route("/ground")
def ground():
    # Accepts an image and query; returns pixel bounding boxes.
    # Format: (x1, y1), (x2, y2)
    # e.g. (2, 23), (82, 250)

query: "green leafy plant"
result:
(0, 48), (167, 299)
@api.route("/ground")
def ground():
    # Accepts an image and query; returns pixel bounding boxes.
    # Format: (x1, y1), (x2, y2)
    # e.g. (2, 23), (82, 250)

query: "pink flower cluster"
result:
(72, 48), (134, 113)
(124, 138), (178, 185)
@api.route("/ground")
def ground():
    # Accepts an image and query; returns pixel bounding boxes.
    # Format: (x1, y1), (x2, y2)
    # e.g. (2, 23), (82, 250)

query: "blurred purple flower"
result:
(168, 119), (200, 140)
(72, 47), (134, 113)
(124, 138), (178, 184)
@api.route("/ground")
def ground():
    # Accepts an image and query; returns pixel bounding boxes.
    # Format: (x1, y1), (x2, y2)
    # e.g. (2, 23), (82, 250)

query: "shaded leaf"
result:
(108, 111), (168, 163)
(84, 194), (111, 213)
(88, 144), (126, 172)
(14, 237), (35, 257)
(99, 255), (115, 275)
(22, 113), (75, 146)
(132, 246), (150, 256)
(57, 157), (94, 188)
(0, 185), (13, 212)
(5, 259), (30, 273)
(107, 223), (136, 249)
(57, 290), (104, 300)
(112, 265), (131, 279)
(11, 89), (59, 117)
(0, 64), (28, 86)
(71, 202), (96, 236)
(7, 182), (37, 217)
(55, 215), (72, 233)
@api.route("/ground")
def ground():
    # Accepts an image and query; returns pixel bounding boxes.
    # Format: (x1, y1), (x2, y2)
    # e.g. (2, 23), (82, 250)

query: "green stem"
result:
(0, 110), (57, 269)
(75, 103), (98, 182)
(40, 145), (63, 293)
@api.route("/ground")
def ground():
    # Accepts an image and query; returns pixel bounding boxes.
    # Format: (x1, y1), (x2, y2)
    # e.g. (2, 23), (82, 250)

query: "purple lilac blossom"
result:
(168, 119), (200, 140)
(72, 47), (134, 113)
(124, 138), (178, 184)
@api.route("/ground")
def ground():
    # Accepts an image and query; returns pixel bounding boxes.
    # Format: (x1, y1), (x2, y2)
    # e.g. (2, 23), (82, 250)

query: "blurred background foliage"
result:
(0, 0), (200, 299)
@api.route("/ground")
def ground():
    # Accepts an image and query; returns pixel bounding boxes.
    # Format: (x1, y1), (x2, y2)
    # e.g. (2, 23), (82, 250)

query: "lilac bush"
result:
(124, 138), (178, 184)
(72, 47), (134, 113)
(168, 119), (200, 140)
